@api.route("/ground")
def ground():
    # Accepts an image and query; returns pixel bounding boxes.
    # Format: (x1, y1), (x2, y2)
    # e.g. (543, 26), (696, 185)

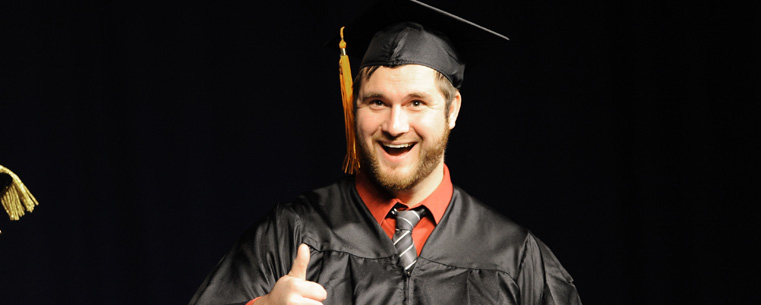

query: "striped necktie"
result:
(391, 207), (426, 275)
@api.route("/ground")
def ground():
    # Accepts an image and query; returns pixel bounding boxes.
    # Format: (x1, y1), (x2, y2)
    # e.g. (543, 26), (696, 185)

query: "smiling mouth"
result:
(382, 143), (415, 156)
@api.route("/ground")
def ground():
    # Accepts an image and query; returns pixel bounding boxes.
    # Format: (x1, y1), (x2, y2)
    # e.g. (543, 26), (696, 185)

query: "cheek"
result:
(355, 111), (380, 137)
(414, 113), (447, 136)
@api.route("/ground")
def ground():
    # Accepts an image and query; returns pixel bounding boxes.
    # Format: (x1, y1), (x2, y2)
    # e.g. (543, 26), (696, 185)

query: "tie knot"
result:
(395, 208), (425, 230)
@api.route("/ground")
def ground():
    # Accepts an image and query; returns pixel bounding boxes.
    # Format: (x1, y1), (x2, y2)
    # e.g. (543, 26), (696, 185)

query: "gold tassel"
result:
(339, 26), (360, 174)
(0, 165), (39, 233)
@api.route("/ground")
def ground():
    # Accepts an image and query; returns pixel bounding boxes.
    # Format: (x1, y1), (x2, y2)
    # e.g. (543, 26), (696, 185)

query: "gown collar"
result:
(355, 164), (453, 225)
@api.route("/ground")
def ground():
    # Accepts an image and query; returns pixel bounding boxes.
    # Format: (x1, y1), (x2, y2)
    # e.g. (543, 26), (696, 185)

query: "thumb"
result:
(288, 244), (310, 280)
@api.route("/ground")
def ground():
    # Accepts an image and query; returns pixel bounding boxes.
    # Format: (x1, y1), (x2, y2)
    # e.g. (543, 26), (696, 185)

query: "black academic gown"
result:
(189, 177), (581, 305)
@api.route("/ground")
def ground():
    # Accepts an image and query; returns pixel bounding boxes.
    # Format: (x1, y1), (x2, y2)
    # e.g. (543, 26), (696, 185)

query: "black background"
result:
(1, 0), (758, 304)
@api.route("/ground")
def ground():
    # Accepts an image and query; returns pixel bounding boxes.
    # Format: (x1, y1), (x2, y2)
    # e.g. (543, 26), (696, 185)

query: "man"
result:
(190, 2), (581, 305)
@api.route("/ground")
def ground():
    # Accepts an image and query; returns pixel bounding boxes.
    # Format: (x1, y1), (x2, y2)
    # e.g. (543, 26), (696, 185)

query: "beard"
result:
(358, 127), (450, 193)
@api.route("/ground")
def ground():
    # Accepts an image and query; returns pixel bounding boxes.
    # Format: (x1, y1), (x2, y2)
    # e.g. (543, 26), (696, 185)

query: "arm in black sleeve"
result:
(517, 232), (582, 305)
(189, 203), (306, 305)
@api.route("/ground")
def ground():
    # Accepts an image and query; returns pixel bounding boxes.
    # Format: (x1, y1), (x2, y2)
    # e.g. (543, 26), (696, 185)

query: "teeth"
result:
(384, 143), (412, 149)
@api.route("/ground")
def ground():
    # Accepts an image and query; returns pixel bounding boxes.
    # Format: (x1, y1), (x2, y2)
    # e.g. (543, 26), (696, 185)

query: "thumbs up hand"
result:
(287, 243), (313, 280)
(255, 244), (327, 305)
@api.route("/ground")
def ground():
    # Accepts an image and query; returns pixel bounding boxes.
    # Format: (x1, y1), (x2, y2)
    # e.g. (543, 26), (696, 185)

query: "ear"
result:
(447, 91), (462, 130)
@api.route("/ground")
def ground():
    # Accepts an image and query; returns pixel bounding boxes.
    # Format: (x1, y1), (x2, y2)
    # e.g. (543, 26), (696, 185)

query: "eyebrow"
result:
(360, 92), (385, 101)
(360, 91), (433, 101)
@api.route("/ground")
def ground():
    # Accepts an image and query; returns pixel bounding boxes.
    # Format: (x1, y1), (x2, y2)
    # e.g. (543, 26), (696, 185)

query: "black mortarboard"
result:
(340, 0), (510, 89)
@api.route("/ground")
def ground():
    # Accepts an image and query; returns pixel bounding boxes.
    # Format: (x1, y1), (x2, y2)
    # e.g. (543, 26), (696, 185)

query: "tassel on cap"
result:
(0, 165), (39, 234)
(339, 26), (360, 174)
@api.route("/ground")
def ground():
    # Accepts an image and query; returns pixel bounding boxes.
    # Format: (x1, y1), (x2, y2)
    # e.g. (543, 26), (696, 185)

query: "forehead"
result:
(360, 65), (440, 97)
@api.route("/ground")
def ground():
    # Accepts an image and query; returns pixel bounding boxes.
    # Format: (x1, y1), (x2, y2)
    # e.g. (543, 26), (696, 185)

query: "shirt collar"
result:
(355, 164), (453, 225)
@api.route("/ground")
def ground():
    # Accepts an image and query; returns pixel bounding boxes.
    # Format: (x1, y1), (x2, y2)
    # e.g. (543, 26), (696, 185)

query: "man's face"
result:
(355, 65), (460, 193)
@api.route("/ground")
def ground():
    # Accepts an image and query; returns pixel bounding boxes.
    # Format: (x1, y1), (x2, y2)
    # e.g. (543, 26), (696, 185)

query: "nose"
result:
(382, 105), (409, 137)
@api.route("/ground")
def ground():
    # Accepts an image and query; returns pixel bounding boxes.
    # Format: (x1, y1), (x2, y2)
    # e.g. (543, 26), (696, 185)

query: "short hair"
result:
(353, 65), (458, 116)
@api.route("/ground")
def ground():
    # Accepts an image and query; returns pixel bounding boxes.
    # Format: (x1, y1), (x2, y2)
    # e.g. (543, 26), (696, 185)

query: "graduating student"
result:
(190, 1), (581, 304)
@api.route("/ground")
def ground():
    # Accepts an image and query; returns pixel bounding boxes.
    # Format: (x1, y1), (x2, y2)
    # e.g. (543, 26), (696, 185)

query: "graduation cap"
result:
(336, 0), (510, 174)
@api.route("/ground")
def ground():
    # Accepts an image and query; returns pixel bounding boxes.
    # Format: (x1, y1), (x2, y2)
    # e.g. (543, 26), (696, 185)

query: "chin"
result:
(372, 164), (421, 192)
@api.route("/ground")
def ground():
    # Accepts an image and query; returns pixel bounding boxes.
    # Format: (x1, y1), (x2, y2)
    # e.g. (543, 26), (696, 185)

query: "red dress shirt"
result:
(355, 165), (454, 256)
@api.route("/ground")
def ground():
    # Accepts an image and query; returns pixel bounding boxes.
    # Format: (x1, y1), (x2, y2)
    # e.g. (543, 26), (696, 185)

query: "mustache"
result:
(374, 131), (417, 142)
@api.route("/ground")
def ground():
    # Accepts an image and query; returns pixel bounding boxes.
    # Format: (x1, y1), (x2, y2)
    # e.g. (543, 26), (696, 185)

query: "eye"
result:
(364, 99), (386, 109)
(411, 100), (424, 107)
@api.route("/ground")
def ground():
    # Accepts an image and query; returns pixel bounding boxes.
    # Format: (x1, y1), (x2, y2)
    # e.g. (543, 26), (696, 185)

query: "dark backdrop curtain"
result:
(1, 1), (757, 304)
